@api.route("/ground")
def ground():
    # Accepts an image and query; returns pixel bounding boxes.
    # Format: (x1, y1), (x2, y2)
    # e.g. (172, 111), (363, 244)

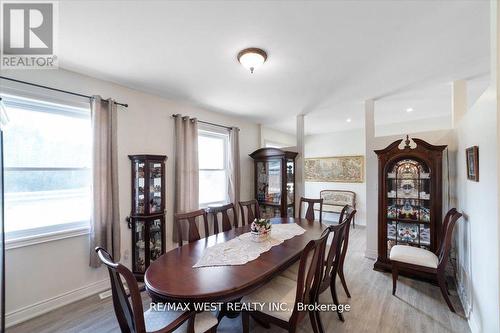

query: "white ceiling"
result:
(57, 1), (490, 135)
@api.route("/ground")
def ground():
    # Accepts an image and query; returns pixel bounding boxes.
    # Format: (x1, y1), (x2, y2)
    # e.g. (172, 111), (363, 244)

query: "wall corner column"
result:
(296, 115), (305, 216)
(364, 100), (378, 259)
(452, 80), (467, 128)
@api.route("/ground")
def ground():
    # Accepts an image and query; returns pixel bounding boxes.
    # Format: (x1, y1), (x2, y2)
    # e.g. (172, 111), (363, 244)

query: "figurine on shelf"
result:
(419, 207), (431, 222)
(137, 202), (145, 214)
(287, 164), (293, 179)
(136, 257), (145, 272)
(398, 224), (418, 243)
(387, 204), (398, 219)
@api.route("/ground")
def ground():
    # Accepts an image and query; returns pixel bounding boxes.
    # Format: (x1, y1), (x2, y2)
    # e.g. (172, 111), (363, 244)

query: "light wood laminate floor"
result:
(8, 226), (470, 333)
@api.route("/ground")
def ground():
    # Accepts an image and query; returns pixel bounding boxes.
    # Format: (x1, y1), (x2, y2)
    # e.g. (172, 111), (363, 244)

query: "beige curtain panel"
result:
(173, 115), (199, 242)
(89, 96), (121, 268)
(228, 127), (241, 225)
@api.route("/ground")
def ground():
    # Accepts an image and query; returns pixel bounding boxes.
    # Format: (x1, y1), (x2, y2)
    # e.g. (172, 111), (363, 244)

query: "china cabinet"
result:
(373, 137), (446, 272)
(250, 148), (298, 219)
(127, 155), (166, 280)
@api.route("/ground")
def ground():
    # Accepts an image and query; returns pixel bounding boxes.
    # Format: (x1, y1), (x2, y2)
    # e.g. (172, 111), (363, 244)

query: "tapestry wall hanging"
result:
(304, 155), (364, 183)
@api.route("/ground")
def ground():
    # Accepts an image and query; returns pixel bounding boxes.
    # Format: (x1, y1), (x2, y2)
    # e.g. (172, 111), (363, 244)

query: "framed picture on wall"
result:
(466, 146), (479, 182)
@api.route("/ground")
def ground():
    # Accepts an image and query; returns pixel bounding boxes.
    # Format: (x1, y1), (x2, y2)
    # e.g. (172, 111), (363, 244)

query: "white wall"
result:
(259, 125), (296, 148)
(0, 68), (260, 326)
(452, 2), (500, 332)
(375, 115), (451, 137)
(304, 129), (366, 226)
(454, 86), (499, 333)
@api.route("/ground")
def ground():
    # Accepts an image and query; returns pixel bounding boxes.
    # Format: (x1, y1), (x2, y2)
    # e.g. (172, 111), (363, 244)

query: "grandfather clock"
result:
(373, 136), (446, 273)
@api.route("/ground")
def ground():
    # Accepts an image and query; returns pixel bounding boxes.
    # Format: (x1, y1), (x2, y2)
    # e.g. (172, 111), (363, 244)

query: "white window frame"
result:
(2, 94), (92, 248)
(198, 127), (230, 208)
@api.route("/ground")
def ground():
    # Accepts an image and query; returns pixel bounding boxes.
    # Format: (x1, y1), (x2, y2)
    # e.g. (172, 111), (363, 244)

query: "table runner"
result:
(193, 223), (306, 268)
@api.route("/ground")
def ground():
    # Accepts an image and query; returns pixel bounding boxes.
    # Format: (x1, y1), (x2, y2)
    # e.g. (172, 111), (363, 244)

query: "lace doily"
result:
(193, 223), (306, 268)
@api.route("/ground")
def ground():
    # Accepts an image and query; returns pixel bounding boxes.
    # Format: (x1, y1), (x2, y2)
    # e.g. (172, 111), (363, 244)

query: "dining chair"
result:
(390, 208), (462, 312)
(316, 208), (355, 322)
(174, 209), (209, 248)
(281, 207), (355, 321)
(298, 197), (323, 223)
(337, 206), (357, 298)
(238, 199), (260, 226)
(208, 203), (236, 233)
(279, 208), (355, 312)
(95, 247), (218, 333)
(241, 228), (331, 333)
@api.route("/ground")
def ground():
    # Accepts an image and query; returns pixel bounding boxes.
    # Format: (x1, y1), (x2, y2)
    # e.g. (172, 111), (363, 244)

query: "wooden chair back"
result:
(298, 197), (323, 223)
(338, 207), (357, 271)
(174, 209), (209, 247)
(338, 205), (349, 224)
(437, 208), (462, 269)
(95, 247), (145, 333)
(339, 206), (356, 251)
(318, 210), (355, 293)
(290, 228), (330, 325)
(96, 247), (195, 333)
(238, 200), (260, 226)
(209, 203), (236, 233)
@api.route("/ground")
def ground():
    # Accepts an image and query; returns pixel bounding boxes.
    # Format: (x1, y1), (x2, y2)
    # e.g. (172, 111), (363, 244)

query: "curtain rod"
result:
(171, 114), (238, 131)
(0, 76), (128, 108)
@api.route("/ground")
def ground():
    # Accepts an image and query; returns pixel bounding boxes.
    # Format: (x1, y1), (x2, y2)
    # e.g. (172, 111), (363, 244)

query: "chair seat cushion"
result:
(241, 275), (297, 322)
(144, 309), (217, 333)
(315, 204), (344, 213)
(389, 245), (438, 268)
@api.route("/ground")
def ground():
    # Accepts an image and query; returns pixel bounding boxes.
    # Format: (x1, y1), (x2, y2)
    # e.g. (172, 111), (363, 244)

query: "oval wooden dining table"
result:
(145, 217), (327, 304)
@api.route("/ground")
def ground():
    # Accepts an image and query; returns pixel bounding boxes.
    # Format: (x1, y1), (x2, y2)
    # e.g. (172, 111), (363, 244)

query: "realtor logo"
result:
(1, 1), (58, 68)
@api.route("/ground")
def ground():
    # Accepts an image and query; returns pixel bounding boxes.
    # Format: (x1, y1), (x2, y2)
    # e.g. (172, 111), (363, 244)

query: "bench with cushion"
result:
(316, 190), (356, 228)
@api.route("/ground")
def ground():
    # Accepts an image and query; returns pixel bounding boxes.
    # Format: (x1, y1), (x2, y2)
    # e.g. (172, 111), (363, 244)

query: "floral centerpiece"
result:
(250, 218), (272, 242)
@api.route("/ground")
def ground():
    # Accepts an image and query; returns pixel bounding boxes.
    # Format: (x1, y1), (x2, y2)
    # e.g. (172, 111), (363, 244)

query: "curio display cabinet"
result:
(250, 148), (298, 219)
(127, 155), (166, 280)
(373, 136), (446, 272)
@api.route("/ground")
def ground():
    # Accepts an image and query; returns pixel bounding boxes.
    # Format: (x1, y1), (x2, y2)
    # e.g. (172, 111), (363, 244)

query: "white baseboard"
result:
(456, 278), (471, 316)
(468, 311), (480, 333)
(6, 278), (110, 328)
(364, 249), (377, 260)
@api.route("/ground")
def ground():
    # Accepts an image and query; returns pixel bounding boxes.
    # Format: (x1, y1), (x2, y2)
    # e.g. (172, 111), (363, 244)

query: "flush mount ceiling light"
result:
(406, 108), (414, 113)
(237, 48), (267, 73)
(346, 118), (352, 123)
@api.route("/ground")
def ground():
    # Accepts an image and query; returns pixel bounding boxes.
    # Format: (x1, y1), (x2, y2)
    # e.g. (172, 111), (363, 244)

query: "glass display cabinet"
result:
(250, 148), (298, 219)
(374, 136), (446, 273)
(127, 155), (166, 280)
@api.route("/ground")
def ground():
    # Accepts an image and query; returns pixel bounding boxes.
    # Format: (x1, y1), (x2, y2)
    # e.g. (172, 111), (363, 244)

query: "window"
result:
(3, 95), (91, 240)
(198, 127), (229, 207)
